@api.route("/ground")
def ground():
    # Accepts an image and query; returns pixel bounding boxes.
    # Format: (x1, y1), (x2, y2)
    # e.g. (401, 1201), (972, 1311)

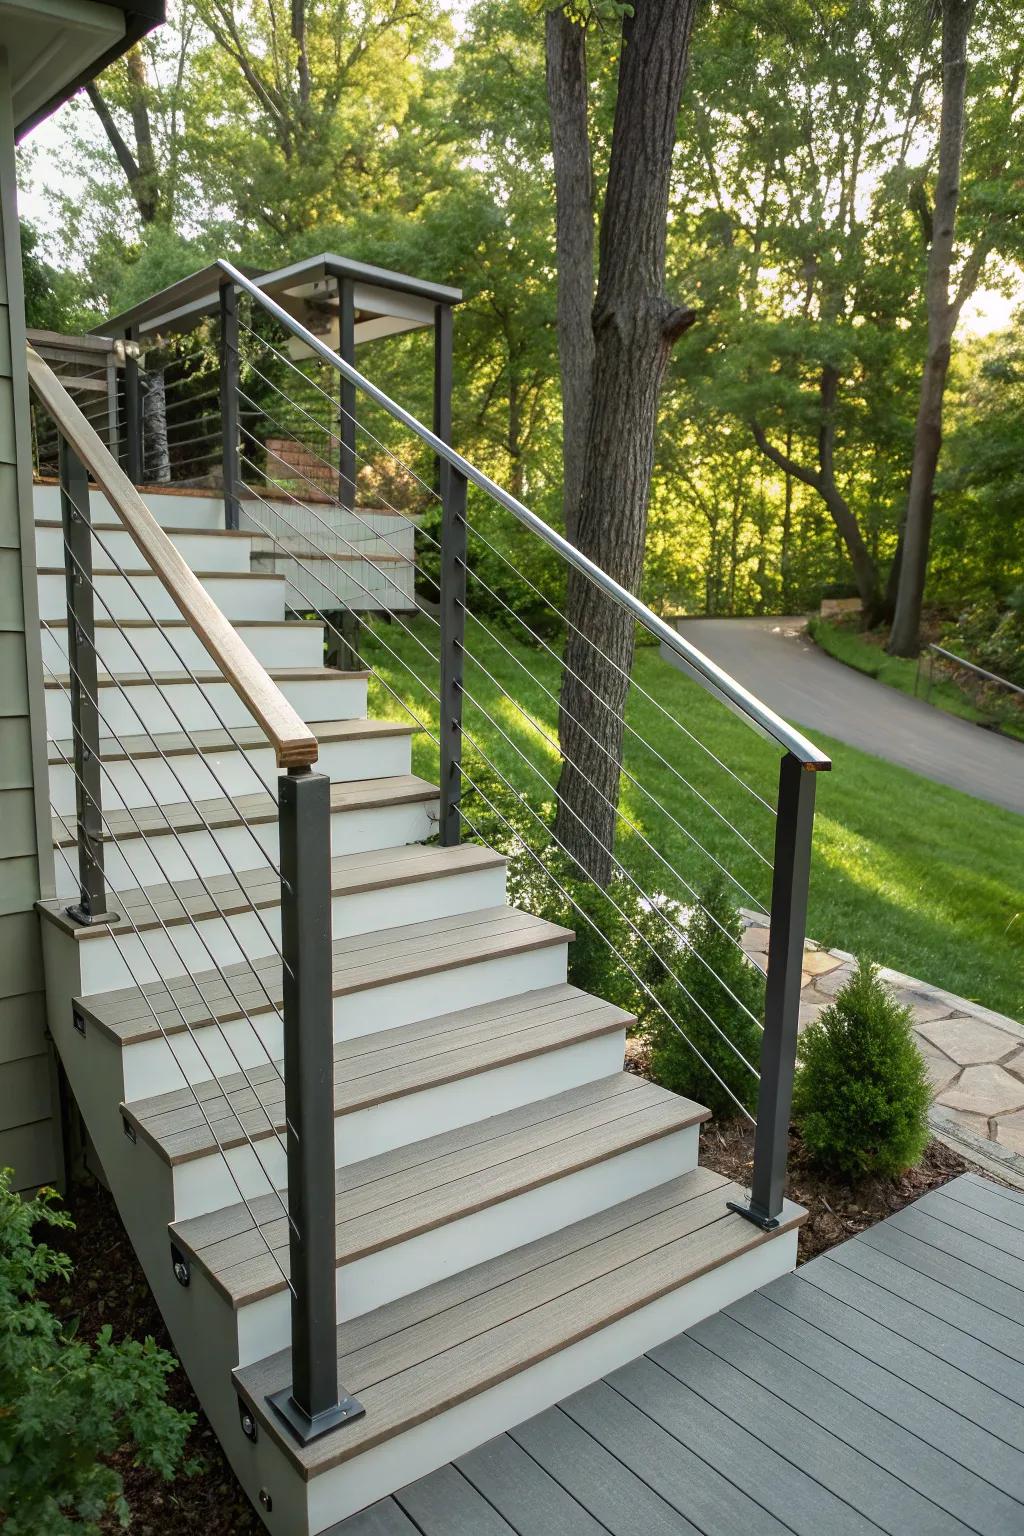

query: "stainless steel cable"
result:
(41, 647), (292, 1087)
(47, 771), (298, 1273)
(300, 607), (759, 1120)
(41, 623), (294, 1032)
(232, 514), (762, 1083)
(234, 468), (766, 943)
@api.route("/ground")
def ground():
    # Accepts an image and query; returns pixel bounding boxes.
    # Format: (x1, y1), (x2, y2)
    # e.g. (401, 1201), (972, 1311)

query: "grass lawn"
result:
(363, 616), (1024, 1022)
(808, 616), (1024, 743)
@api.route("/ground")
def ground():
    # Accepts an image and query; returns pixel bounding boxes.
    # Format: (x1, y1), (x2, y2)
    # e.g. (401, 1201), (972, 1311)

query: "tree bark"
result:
(889, 0), (974, 656)
(552, 0), (699, 885)
(545, 5), (594, 542)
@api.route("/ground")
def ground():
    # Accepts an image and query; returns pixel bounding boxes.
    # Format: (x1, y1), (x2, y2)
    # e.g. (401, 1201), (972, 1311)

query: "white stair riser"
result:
(119, 938), (566, 1101)
(233, 1124), (700, 1367)
(38, 570), (286, 624)
(48, 731), (411, 814)
(53, 797), (438, 900)
(40, 619), (326, 675)
(45, 673), (368, 740)
(170, 1025), (624, 1221)
(33, 482), (229, 530)
(298, 1228), (799, 1534)
(35, 523), (255, 573)
(73, 862), (508, 992)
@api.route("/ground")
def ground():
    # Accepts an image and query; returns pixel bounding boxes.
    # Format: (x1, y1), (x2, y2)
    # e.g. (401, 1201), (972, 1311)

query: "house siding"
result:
(0, 46), (61, 1192)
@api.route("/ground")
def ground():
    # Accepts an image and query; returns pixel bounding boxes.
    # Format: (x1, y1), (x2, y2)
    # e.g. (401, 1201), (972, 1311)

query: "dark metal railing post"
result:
(433, 302), (453, 497)
(337, 277), (357, 509)
(730, 751), (818, 1229)
(438, 467), (468, 846)
(268, 767), (363, 1445)
(219, 281), (241, 531)
(123, 326), (143, 484)
(59, 435), (117, 926)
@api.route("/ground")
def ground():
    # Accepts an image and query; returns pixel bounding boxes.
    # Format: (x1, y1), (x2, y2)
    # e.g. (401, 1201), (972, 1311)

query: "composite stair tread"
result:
(43, 665), (371, 690)
(47, 716), (414, 765)
(122, 983), (628, 1162)
(52, 771), (438, 848)
(39, 842), (505, 942)
(36, 517), (257, 539)
(44, 617), (327, 632)
(80, 905), (572, 1045)
(170, 1074), (709, 1304)
(37, 564), (282, 582)
(234, 1166), (805, 1477)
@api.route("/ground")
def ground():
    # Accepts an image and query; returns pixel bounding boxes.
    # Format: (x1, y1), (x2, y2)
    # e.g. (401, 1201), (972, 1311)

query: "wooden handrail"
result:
(26, 345), (319, 769)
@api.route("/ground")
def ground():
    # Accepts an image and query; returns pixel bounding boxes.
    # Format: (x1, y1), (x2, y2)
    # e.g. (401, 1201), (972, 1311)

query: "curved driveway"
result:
(673, 616), (1024, 817)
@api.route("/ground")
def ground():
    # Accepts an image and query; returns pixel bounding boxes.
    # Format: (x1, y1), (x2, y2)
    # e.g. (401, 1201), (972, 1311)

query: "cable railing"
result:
(202, 260), (830, 1233)
(61, 255), (831, 1449)
(27, 347), (362, 1445)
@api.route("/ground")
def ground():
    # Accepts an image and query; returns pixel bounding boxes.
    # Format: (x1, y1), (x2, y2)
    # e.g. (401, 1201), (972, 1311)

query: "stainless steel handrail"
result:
(218, 259), (831, 770)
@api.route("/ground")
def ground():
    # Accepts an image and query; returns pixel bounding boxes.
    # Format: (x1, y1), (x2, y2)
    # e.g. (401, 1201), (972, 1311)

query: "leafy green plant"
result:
(792, 959), (931, 1180)
(0, 1170), (194, 1535)
(643, 882), (764, 1119)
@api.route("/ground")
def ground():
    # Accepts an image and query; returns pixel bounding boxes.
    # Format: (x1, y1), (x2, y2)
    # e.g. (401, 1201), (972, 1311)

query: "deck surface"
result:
(332, 1172), (1024, 1535)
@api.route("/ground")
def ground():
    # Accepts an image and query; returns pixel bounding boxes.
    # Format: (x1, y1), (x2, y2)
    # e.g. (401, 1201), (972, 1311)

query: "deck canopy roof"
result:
(97, 253), (463, 352)
(9, 0), (165, 138)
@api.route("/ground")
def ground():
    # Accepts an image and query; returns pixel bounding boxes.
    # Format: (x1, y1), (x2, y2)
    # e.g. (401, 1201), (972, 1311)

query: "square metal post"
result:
(438, 467), (467, 846)
(123, 326), (143, 484)
(433, 303), (453, 499)
(219, 281), (241, 531)
(268, 767), (363, 1445)
(337, 277), (357, 509)
(730, 751), (817, 1228)
(59, 435), (117, 926)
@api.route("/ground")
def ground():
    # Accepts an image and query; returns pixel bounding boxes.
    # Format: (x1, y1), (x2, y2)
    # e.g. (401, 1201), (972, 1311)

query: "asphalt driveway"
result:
(672, 616), (1024, 817)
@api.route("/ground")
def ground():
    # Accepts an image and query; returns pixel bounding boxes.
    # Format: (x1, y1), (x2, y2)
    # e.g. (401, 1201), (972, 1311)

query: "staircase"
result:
(28, 302), (822, 1534)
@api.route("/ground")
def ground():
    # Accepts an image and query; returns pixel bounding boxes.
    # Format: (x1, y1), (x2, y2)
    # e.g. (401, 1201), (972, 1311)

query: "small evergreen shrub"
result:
(792, 959), (931, 1180)
(644, 882), (764, 1119)
(0, 1170), (194, 1535)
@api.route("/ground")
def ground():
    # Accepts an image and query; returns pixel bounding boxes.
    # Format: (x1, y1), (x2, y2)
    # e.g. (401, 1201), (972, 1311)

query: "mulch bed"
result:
(698, 1115), (968, 1262)
(39, 1085), (970, 1531)
(624, 1034), (969, 1263)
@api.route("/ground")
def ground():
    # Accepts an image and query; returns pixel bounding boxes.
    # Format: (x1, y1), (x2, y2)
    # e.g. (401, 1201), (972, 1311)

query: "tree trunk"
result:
(780, 430), (794, 611)
(545, 6), (594, 542)
(889, 0), (973, 656)
(142, 367), (170, 484)
(553, 0), (699, 885)
(751, 384), (884, 624)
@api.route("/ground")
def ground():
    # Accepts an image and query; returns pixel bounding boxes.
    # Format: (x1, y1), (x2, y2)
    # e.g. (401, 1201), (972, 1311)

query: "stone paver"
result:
(996, 1112), (1024, 1155)
(916, 1038), (961, 1097)
(917, 1015), (1023, 1067)
(740, 911), (1024, 1157)
(938, 1063), (1024, 1118)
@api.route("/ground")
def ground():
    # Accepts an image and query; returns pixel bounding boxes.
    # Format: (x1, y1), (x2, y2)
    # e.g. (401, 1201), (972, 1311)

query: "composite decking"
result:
(334, 1172), (1024, 1535)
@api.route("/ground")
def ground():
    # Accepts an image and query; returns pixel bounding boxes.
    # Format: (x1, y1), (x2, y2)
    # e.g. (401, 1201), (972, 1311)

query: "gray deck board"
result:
(750, 1283), (1024, 1498)
(457, 1434), (611, 1535)
(602, 1356), (872, 1536)
(561, 1376), (790, 1536)
(817, 1241), (1024, 1373)
(798, 1255), (1024, 1420)
(335, 1173), (1024, 1535)
(511, 1407), (701, 1535)
(394, 1464), (517, 1535)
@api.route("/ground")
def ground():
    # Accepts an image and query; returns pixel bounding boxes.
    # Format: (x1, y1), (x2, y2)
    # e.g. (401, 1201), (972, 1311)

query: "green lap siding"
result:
(0, 47), (61, 1192)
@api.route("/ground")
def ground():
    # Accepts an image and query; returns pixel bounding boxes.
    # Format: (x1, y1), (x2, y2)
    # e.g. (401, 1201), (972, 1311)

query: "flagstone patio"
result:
(739, 915), (1024, 1159)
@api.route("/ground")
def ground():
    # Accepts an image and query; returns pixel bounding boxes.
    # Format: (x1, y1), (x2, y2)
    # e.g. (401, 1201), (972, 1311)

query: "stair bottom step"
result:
(235, 1167), (804, 1530)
